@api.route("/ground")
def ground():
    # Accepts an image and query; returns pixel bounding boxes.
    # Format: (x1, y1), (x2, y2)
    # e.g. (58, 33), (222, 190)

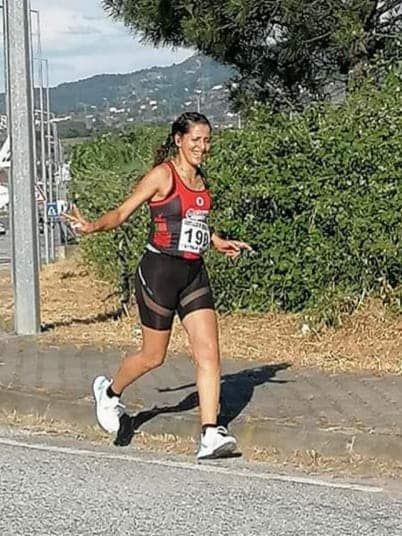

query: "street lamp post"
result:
(41, 58), (56, 261)
(26, 4), (41, 269)
(33, 10), (50, 265)
(27, 8), (51, 265)
(3, 0), (41, 334)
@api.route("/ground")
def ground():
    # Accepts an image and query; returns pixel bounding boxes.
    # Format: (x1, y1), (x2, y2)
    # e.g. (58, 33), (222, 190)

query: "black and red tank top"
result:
(148, 161), (212, 260)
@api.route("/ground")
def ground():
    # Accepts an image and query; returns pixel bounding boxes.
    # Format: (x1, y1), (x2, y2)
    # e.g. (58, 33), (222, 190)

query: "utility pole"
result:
(43, 58), (55, 261)
(3, 0), (41, 334)
(27, 5), (41, 268)
(33, 9), (50, 265)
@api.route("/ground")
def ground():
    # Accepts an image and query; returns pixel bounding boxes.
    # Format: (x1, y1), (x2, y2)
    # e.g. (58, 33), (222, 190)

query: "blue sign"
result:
(47, 202), (58, 218)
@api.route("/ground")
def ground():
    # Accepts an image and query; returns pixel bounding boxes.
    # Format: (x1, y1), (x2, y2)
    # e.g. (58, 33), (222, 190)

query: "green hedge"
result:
(70, 73), (402, 325)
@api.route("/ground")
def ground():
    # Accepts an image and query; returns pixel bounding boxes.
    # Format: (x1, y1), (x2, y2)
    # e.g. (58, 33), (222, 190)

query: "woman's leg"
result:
(182, 308), (237, 459)
(112, 325), (171, 394)
(112, 250), (180, 393)
(181, 308), (220, 426)
(94, 251), (177, 434)
(93, 325), (171, 434)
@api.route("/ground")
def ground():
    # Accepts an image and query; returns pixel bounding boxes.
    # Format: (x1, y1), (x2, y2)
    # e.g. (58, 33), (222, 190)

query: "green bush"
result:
(206, 72), (402, 322)
(70, 73), (402, 325)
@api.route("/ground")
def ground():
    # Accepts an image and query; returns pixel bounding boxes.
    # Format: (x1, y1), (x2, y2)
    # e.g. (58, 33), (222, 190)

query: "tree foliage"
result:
(103, 0), (402, 108)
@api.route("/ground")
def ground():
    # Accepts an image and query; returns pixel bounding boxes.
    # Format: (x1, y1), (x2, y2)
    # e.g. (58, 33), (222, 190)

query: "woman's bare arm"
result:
(65, 164), (170, 234)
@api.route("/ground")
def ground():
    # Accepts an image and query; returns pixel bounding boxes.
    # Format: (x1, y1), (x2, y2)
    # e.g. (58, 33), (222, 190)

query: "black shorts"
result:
(134, 250), (215, 331)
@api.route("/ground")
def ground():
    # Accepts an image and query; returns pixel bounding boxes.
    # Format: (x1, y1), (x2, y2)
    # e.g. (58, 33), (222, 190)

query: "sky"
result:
(26, 0), (192, 87)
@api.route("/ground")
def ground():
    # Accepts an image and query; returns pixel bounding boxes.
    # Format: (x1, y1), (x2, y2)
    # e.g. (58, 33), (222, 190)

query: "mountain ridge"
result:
(0, 54), (237, 129)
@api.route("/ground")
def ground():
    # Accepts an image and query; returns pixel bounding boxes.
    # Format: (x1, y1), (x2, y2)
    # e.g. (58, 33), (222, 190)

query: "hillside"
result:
(52, 55), (234, 114)
(0, 54), (234, 128)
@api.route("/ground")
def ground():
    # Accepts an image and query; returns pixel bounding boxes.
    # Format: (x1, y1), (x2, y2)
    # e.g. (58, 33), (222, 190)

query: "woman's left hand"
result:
(212, 235), (254, 259)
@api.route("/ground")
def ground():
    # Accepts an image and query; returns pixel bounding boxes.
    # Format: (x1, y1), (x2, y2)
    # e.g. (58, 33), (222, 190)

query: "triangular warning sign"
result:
(35, 184), (46, 202)
(47, 203), (58, 217)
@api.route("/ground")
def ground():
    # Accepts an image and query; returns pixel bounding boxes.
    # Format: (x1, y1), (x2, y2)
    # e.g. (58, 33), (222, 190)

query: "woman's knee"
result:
(121, 347), (166, 371)
(141, 348), (167, 370)
(193, 342), (220, 371)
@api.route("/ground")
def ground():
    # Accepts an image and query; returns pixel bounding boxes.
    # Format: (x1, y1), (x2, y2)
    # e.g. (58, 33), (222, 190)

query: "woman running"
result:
(66, 112), (252, 460)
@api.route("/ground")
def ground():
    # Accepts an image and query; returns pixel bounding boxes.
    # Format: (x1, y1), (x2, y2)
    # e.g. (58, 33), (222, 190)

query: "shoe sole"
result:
(92, 378), (105, 431)
(92, 377), (104, 406)
(197, 440), (237, 461)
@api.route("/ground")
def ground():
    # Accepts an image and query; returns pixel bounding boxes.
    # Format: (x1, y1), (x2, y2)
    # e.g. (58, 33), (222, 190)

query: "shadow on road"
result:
(115, 362), (290, 447)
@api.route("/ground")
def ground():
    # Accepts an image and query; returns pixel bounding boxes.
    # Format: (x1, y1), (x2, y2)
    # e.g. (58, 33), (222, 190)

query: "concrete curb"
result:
(2, 387), (402, 464)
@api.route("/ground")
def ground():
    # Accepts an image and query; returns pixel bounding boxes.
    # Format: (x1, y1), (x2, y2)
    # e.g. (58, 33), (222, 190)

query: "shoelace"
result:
(216, 426), (228, 436)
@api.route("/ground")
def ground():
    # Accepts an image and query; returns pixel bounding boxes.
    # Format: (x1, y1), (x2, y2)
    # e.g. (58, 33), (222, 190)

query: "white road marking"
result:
(0, 436), (384, 494)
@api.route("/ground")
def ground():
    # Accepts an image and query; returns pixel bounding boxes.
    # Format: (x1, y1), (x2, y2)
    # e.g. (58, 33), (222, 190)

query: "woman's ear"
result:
(174, 133), (181, 148)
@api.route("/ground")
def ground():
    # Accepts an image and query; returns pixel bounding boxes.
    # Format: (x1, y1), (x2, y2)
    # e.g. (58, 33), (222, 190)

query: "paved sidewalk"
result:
(0, 333), (401, 462)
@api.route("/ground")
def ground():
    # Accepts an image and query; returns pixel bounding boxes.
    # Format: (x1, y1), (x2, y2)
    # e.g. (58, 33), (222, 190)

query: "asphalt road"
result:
(0, 431), (401, 536)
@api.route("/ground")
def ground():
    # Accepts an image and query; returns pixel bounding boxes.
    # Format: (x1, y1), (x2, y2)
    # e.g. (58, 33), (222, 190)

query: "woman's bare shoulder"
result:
(134, 162), (171, 188)
(151, 162), (171, 179)
(133, 162), (173, 200)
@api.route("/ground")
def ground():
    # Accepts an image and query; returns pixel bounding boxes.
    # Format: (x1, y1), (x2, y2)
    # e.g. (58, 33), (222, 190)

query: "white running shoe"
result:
(196, 426), (237, 460)
(92, 376), (125, 434)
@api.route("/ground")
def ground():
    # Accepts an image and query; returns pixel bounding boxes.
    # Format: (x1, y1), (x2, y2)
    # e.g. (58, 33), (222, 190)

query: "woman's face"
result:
(175, 123), (211, 167)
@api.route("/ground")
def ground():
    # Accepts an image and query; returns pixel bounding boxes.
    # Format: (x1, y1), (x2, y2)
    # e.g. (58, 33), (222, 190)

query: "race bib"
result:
(178, 218), (210, 254)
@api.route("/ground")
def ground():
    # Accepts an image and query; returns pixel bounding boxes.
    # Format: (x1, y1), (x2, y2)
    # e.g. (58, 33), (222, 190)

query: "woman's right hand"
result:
(63, 205), (95, 235)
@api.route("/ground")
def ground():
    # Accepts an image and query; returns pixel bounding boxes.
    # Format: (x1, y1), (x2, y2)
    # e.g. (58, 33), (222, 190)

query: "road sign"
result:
(47, 202), (58, 218)
(35, 184), (46, 202)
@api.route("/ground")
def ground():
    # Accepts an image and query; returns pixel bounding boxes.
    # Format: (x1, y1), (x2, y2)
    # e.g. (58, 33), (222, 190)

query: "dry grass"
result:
(0, 258), (401, 374)
(0, 268), (13, 332)
(2, 410), (402, 480)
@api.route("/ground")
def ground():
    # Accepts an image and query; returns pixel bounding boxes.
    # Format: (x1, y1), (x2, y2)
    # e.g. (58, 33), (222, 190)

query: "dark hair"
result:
(153, 112), (212, 167)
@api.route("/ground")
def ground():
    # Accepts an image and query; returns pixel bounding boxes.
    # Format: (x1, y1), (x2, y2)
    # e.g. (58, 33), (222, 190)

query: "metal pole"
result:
(59, 139), (65, 217)
(57, 137), (63, 201)
(53, 121), (62, 203)
(2, 1), (11, 273)
(27, 7), (41, 268)
(4, 0), (40, 334)
(34, 11), (49, 264)
(52, 122), (59, 164)
(52, 122), (67, 247)
(39, 85), (49, 266)
(59, 138), (64, 168)
(43, 59), (55, 261)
